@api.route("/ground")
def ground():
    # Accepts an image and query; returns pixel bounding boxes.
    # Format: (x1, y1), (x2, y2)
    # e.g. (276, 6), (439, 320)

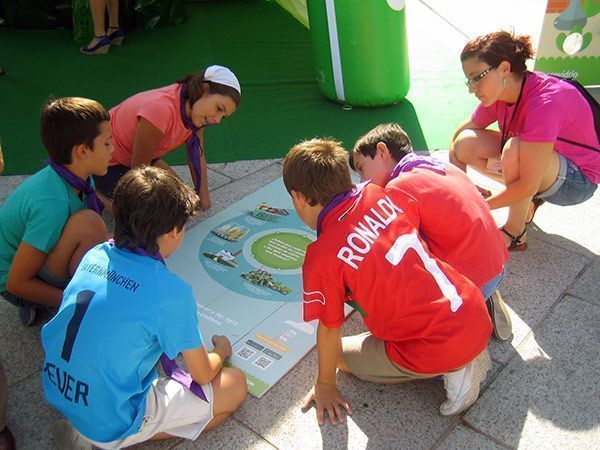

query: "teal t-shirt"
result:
(0, 165), (86, 291)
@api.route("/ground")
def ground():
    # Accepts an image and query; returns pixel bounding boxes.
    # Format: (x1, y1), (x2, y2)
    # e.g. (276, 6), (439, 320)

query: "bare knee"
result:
(451, 129), (478, 165)
(226, 368), (248, 408)
(64, 209), (108, 243)
(212, 367), (247, 415)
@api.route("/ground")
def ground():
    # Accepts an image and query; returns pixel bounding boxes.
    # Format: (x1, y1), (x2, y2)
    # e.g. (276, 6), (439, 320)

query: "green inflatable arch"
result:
(276, 0), (410, 107)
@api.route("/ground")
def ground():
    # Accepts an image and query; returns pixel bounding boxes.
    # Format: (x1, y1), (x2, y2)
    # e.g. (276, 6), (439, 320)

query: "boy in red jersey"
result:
(283, 139), (493, 426)
(350, 123), (511, 341)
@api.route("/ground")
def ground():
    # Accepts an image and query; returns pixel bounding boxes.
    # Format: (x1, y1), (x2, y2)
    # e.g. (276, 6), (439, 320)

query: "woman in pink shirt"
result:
(450, 31), (598, 251)
(95, 65), (241, 212)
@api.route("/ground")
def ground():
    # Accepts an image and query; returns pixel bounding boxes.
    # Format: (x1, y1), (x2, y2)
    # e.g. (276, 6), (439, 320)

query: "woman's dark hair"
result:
(113, 166), (201, 254)
(460, 31), (534, 75)
(177, 69), (241, 107)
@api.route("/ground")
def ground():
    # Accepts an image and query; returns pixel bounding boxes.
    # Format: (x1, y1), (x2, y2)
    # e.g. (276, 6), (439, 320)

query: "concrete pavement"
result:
(1, 0), (599, 448)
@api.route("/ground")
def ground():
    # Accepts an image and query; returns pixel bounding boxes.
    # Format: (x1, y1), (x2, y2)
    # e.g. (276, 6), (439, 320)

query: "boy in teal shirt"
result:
(0, 97), (111, 324)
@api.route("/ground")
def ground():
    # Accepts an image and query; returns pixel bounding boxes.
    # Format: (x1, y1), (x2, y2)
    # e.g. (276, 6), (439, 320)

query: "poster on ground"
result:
(168, 177), (350, 397)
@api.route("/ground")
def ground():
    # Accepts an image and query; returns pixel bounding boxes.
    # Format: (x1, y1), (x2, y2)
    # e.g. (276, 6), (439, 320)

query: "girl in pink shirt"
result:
(95, 65), (241, 213)
(450, 31), (598, 251)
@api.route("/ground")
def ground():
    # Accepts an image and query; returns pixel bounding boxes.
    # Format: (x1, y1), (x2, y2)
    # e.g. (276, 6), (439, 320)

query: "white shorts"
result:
(91, 377), (214, 449)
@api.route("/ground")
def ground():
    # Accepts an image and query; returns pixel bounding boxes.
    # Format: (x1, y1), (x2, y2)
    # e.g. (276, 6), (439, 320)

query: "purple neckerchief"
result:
(316, 181), (369, 236)
(389, 153), (446, 180)
(180, 83), (205, 195)
(160, 356), (208, 402)
(47, 159), (104, 214)
(112, 241), (208, 402)
(121, 242), (166, 264)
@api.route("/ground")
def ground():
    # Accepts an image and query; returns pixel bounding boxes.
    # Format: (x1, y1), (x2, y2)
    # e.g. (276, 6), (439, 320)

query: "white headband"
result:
(203, 65), (241, 94)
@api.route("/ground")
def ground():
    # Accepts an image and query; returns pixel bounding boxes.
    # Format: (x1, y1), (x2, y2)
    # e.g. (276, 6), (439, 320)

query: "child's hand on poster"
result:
(212, 335), (232, 359)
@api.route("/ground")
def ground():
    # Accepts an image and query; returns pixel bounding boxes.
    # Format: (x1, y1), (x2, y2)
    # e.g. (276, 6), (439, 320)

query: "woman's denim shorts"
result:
(537, 155), (597, 206)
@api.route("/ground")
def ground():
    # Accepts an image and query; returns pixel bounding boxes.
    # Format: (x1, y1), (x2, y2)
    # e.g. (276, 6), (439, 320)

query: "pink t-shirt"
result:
(109, 83), (191, 167)
(471, 71), (600, 183)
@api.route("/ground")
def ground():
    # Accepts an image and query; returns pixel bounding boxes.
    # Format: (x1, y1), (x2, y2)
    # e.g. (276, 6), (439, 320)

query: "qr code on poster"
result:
(236, 346), (256, 360)
(252, 355), (273, 370)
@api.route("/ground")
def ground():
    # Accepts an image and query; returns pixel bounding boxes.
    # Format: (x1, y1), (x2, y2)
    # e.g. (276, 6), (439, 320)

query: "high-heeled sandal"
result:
(80, 35), (111, 55)
(107, 26), (125, 46)
(525, 197), (545, 225)
(500, 227), (528, 252)
(476, 185), (492, 199)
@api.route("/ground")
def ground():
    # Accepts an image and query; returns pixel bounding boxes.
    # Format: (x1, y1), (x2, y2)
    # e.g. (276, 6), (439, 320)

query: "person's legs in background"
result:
(0, 140), (4, 174)
(81, 0), (122, 55)
(105, 0), (124, 45)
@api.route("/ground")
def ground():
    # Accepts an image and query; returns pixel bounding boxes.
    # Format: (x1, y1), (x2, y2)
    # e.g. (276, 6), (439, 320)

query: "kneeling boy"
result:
(350, 123), (511, 340)
(283, 139), (492, 425)
(42, 167), (247, 449)
(0, 97), (110, 325)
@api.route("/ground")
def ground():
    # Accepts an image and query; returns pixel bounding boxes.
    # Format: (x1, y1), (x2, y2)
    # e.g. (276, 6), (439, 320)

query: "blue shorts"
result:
(480, 265), (507, 299)
(0, 267), (67, 309)
(537, 155), (597, 206)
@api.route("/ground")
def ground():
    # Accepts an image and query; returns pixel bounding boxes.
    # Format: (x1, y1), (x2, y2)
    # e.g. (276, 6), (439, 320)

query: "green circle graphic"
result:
(251, 232), (312, 270)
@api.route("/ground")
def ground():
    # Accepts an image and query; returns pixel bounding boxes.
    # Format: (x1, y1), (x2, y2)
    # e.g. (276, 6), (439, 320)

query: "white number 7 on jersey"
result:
(385, 234), (463, 312)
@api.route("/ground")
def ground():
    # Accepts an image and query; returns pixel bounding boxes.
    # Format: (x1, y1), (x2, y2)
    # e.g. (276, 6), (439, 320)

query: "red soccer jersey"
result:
(386, 164), (509, 289)
(302, 183), (492, 374)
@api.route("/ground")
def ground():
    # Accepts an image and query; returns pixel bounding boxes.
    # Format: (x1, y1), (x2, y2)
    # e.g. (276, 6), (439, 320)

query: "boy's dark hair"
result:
(113, 166), (201, 254)
(40, 97), (110, 164)
(349, 123), (413, 170)
(177, 69), (241, 108)
(283, 138), (353, 207)
(460, 31), (534, 75)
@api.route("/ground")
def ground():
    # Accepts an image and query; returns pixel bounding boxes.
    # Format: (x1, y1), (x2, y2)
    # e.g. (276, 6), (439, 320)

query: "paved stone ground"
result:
(2, 1), (599, 448)
(2, 151), (599, 449)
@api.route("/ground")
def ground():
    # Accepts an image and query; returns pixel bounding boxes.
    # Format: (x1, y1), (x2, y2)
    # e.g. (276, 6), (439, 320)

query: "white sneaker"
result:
(52, 420), (93, 450)
(439, 348), (492, 416)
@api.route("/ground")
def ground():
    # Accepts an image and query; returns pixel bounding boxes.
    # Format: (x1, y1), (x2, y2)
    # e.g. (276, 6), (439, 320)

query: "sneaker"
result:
(439, 348), (491, 416)
(52, 420), (93, 450)
(18, 306), (36, 326)
(486, 290), (512, 341)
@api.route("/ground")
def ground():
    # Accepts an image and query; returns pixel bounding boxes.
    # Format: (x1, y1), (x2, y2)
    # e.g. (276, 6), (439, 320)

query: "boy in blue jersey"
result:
(42, 166), (247, 449)
(0, 97), (110, 325)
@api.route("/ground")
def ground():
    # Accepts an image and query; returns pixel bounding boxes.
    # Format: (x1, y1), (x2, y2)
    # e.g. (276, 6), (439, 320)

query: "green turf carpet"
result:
(0, 0), (477, 175)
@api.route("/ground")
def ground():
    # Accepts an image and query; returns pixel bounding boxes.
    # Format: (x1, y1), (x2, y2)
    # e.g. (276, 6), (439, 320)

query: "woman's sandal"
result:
(476, 185), (492, 199)
(500, 227), (528, 252)
(80, 35), (111, 55)
(525, 197), (545, 225)
(107, 26), (125, 46)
